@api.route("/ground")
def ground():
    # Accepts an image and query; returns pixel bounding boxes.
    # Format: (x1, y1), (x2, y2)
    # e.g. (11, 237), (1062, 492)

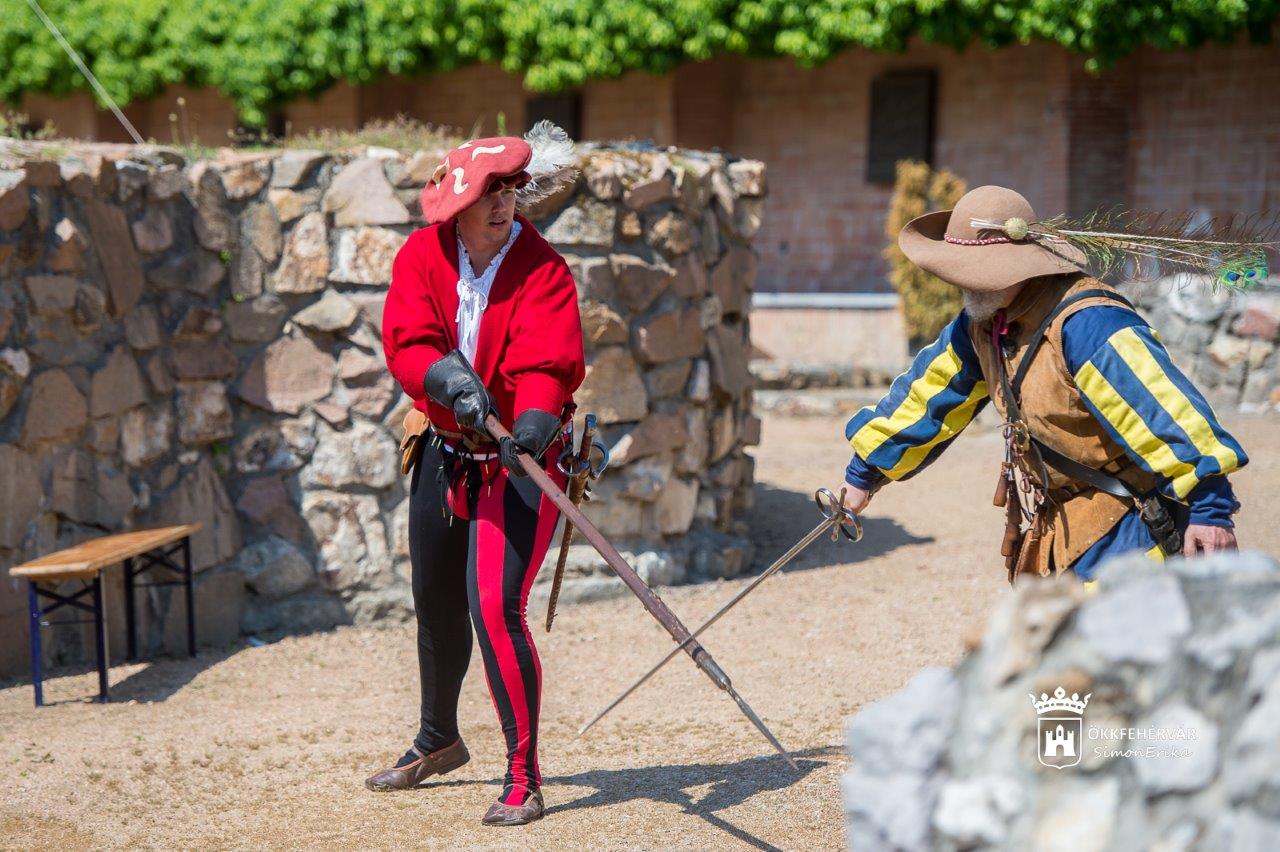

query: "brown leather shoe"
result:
(364, 739), (470, 792)
(481, 789), (545, 826)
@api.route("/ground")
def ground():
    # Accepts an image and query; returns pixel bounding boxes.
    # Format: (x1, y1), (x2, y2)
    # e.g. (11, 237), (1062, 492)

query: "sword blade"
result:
(486, 414), (789, 764)
(728, 684), (799, 771)
(577, 516), (838, 737)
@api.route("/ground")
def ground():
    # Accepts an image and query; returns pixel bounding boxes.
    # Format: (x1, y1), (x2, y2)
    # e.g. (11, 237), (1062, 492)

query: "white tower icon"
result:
(1044, 723), (1075, 758)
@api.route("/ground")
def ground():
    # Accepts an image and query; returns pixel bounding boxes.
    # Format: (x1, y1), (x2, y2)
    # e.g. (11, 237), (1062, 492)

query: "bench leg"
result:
(92, 575), (109, 703)
(123, 556), (138, 662)
(182, 537), (196, 657)
(27, 582), (44, 708)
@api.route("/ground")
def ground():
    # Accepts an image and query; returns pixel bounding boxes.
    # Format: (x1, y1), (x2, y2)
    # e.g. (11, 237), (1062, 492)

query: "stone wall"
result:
(1132, 279), (1280, 414)
(0, 140), (764, 678)
(842, 550), (1280, 851)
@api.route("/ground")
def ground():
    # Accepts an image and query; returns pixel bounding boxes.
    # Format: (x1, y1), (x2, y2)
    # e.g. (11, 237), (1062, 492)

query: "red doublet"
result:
(382, 214), (585, 430)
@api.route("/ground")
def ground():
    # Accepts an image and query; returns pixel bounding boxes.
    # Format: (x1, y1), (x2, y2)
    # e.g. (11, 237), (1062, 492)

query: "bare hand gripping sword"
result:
(486, 414), (801, 769)
(578, 487), (862, 739)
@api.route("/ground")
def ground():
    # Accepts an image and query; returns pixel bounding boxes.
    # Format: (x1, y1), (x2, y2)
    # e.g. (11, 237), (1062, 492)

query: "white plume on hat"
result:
(517, 120), (578, 208)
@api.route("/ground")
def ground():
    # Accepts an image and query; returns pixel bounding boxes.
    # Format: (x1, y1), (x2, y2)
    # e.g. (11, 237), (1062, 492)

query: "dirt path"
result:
(4, 413), (1276, 851)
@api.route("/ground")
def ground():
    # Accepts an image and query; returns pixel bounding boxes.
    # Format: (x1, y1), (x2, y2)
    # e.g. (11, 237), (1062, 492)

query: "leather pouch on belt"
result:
(400, 408), (429, 475)
(1012, 513), (1050, 581)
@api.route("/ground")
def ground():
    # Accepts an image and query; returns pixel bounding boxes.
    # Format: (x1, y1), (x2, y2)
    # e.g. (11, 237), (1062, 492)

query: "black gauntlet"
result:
(423, 350), (494, 434)
(500, 409), (562, 477)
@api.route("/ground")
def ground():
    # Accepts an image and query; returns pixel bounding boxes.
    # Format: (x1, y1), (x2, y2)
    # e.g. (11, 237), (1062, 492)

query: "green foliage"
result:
(884, 160), (966, 348)
(1, 1), (1276, 125)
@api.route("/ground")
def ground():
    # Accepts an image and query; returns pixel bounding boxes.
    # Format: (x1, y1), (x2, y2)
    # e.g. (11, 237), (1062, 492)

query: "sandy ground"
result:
(3, 413), (1277, 851)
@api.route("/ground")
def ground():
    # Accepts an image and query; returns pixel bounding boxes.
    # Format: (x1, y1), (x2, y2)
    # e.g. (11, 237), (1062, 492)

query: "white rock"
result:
(302, 421), (399, 490)
(1133, 703), (1219, 796)
(1079, 572), (1190, 664)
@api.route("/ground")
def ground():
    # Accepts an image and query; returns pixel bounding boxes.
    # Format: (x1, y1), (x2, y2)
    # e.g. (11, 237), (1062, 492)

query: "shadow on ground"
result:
(747, 484), (930, 573)
(0, 645), (244, 707)
(418, 745), (841, 851)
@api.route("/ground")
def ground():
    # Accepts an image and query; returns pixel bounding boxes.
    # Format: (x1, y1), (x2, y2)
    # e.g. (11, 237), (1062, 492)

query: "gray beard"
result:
(963, 290), (1008, 322)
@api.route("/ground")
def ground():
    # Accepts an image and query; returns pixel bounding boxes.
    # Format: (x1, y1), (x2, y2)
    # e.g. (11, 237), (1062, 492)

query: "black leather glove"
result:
(423, 350), (494, 433)
(500, 409), (562, 477)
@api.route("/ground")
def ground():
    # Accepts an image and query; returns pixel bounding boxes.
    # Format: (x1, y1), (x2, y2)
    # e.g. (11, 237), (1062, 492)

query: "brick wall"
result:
(8, 32), (1279, 294)
(1127, 37), (1280, 218)
(697, 42), (1074, 293)
(583, 71), (675, 144)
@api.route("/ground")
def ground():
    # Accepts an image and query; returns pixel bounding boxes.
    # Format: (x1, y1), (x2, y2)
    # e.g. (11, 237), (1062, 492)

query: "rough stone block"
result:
(575, 347), (647, 424)
(610, 410), (691, 466)
(323, 158), (410, 227)
(272, 212), (330, 294)
(302, 421), (399, 490)
(544, 199), (617, 247)
(643, 359), (693, 400)
(176, 382), (234, 446)
(22, 365), (88, 445)
(295, 291), (359, 333)
(237, 335), (335, 415)
(655, 477), (699, 535)
(710, 245), (757, 315)
(131, 205), (173, 254)
(0, 443), (41, 548)
(610, 255), (674, 313)
(121, 402), (173, 466)
(168, 341), (239, 381)
(646, 210), (697, 256)
(0, 169), (29, 231)
(635, 308), (705, 364)
(303, 490), (391, 592)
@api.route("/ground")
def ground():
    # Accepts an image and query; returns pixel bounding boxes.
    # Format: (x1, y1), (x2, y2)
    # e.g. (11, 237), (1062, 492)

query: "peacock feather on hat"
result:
(969, 209), (1280, 291)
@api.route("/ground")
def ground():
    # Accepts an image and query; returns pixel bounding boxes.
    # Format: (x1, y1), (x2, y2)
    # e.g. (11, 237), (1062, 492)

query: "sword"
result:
(545, 414), (607, 632)
(485, 413), (799, 770)
(578, 488), (861, 738)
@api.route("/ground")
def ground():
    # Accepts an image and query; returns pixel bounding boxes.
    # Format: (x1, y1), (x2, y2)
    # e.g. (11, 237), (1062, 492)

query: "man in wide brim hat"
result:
(373, 127), (584, 826)
(836, 185), (1247, 583)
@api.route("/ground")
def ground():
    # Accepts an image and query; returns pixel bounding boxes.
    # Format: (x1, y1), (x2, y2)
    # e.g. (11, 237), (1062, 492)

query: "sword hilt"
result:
(815, 487), (863, 542)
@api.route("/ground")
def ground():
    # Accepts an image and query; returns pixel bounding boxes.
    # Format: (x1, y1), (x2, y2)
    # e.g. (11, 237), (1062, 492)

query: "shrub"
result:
(884, 160), (967, 349)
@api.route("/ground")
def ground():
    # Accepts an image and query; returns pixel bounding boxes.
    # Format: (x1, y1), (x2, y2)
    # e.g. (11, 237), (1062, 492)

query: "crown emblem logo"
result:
(1030, 686), (1091, 769)
(1029, 686), (1091, 716)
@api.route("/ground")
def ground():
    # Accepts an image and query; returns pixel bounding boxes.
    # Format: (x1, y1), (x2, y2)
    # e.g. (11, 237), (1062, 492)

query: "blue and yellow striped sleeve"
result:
(844, 312), (989, 489)
(1062, 306), (1248, 524)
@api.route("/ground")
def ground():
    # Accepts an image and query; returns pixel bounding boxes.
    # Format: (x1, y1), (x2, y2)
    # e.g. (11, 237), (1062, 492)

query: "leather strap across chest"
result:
(996, 288), (1141, 500)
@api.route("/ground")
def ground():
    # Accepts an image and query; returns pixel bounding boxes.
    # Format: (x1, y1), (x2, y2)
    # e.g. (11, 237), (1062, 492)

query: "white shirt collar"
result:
(455, 221), (522, 364)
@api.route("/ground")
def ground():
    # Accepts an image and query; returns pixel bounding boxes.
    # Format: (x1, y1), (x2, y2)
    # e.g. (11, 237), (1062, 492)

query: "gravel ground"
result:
(4, 412), (1276, 851)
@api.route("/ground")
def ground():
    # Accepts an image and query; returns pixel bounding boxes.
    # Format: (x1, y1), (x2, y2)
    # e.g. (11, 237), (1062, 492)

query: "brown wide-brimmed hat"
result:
(898, 185), (1086, 291)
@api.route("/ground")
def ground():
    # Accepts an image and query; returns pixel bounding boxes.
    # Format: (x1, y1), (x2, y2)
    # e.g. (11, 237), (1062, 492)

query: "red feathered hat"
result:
(419, 136), (533, 224)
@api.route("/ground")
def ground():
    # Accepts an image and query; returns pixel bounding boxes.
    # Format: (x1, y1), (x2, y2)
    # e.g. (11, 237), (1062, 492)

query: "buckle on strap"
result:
(1138, 494), (1182, 556)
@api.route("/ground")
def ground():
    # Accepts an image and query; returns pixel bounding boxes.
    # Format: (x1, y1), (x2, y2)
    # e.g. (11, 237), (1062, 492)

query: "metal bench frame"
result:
(25, 537), (195, 707)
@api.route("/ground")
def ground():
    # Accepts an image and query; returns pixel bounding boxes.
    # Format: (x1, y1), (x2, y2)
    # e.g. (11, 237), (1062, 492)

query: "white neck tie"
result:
(455, 222), (522, 365)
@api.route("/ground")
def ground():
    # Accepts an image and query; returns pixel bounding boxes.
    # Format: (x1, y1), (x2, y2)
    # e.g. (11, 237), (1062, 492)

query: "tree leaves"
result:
(2, 0), (1276, 125)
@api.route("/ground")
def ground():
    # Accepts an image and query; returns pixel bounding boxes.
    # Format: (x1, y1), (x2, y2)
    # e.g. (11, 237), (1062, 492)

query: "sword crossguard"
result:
(587, 440), (609, 478)
(815, 487), (863, 542)
(557, 439), (609, 479)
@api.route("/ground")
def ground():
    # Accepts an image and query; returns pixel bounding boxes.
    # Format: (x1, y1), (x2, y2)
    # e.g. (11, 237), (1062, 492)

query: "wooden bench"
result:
(9, 523), (202, 707)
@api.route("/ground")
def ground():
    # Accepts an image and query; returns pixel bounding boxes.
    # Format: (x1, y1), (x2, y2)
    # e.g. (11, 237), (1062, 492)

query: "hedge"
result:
(2, 1), (1276, 125)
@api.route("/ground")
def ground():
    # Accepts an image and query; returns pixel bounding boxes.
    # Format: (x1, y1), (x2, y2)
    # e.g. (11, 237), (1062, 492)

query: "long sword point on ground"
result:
(578, 487), (862, 737)
(485, 413), (796, 767)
